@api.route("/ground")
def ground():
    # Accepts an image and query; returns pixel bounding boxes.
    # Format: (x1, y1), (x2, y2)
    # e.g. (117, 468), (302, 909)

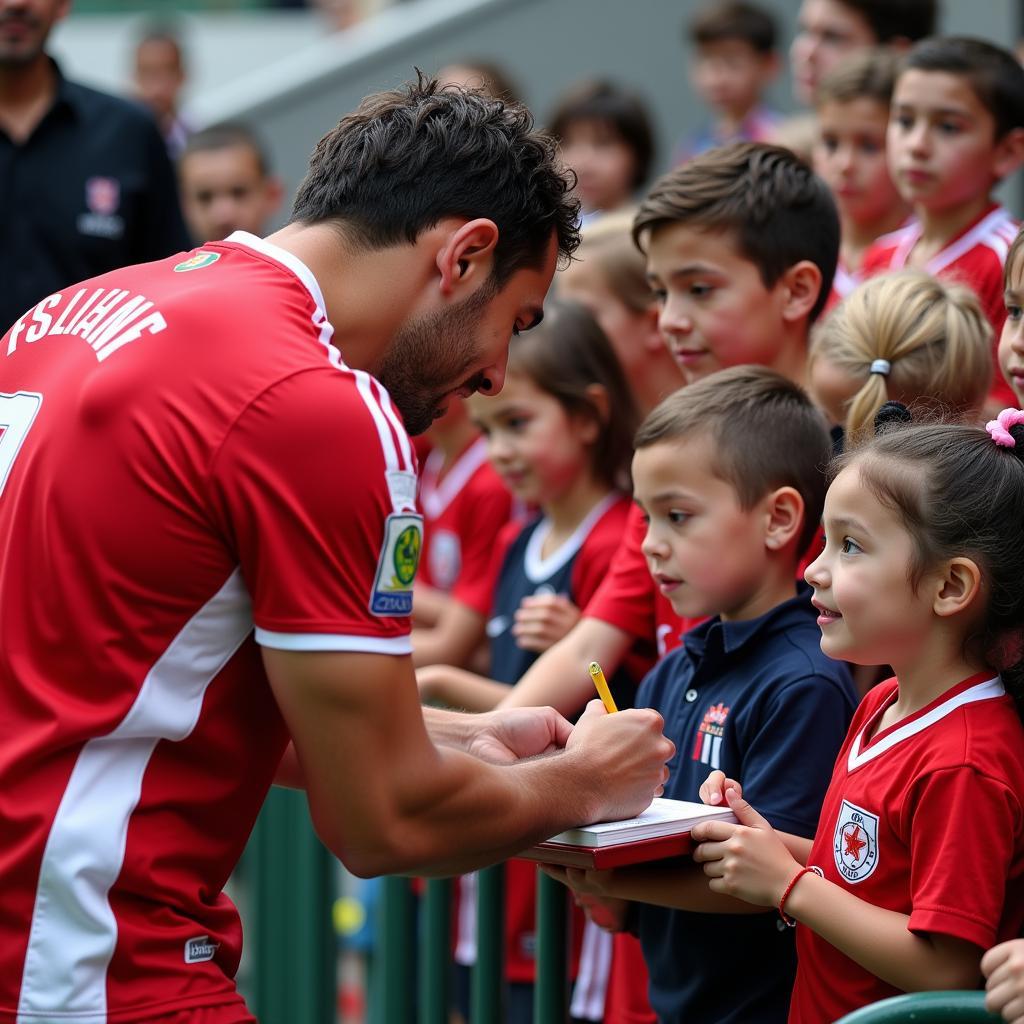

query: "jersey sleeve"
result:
(906, 765), (1022, 950)
(583, 503), (657, 641)
(739, 673), (855, 837)
(449, 467), (514, 612)
(207, 368), (417, 653)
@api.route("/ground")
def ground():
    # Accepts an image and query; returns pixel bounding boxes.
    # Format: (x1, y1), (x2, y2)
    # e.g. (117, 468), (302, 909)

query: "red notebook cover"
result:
(517, 831), (696, 870)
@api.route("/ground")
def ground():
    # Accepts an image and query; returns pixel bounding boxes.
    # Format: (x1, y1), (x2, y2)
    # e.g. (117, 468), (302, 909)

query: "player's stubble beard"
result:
(376, 277), (499, 436)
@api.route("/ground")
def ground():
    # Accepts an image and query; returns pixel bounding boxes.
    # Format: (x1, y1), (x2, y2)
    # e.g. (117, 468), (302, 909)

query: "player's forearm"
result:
(499, 618), (631, 714)
(785, 873), (982, 991)
(326, 742), (602, 878)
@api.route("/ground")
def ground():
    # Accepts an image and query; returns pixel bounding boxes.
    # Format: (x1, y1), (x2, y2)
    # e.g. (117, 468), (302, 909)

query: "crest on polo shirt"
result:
(427, 529), (461, 591)
(370, 513), (422, 616)
(691, 701), (730, 770)
(833, 799), (879, 883)
(78, 176), (125, 240)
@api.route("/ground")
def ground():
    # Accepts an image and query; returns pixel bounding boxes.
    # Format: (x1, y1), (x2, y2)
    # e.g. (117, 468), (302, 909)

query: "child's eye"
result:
(894, 114), (914, 130)
(650, 288), (667, 305)
(938, 121), (961, 135)
(689, 283), (713, 299)
(820, 134), (839, 153)
(840, 537), (862, 555)
(506, 415), (529, 432)
(1006, 303), (1022, 322)
(668, 510), (690, 526)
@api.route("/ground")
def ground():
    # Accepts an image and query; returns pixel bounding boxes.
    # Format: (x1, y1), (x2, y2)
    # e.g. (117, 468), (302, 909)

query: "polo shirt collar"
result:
(683, 582), (811, 661)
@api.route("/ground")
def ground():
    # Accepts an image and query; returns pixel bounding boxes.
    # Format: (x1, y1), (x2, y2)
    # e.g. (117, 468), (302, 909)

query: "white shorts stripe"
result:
(569, 919), (613, 1021)
(17, 570), (253, 1023)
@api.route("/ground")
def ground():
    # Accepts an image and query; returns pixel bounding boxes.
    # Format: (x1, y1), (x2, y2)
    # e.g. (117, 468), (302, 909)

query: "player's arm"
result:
(262, 646), (674, 878)
(497, 616), (634, 714)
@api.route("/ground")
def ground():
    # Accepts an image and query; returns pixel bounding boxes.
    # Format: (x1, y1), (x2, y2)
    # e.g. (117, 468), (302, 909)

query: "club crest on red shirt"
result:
(833, 799), (879, 883)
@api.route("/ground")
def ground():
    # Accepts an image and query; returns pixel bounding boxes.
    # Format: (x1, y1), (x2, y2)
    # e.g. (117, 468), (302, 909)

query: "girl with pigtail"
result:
(809, 269), (992, 445)
(689, 409), (1024, 1023)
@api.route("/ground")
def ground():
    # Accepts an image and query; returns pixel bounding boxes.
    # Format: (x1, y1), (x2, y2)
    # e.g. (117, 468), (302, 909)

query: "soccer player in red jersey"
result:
(0, 76), (674, 1022)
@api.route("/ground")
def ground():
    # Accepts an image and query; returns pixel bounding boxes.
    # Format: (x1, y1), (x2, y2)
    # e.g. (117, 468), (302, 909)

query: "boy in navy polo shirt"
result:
(545, 366), (857, 1024)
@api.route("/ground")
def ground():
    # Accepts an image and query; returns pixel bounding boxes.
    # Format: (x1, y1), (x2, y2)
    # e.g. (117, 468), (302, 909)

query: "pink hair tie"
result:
(986, 408), (1024, 447)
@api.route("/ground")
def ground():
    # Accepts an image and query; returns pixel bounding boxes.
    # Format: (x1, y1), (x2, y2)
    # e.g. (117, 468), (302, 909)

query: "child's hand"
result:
(983, 939), (1024, 1023)
(691, 787), (801, 908)
(699, 769), (743, 807)
(512, 594), (581, 653)
(541, 865), (629, 931)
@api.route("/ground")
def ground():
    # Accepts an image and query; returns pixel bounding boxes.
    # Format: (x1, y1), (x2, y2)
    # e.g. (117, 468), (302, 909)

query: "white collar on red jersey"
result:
(847, 674), (1003, 771)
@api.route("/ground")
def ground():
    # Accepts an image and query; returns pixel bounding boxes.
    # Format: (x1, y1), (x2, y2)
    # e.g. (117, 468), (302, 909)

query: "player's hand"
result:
(512, 594), (581, 653)
(541, 865), (628, 931)
(691, 787), (799, 908)
(699, 769), (743, 807)
(983, 939), (1024, 1023)
(566, 700), (674, 821)
(467, 705), (573, 765)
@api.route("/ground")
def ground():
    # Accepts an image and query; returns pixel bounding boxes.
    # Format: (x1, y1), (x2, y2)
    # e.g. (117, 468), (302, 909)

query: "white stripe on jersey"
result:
(17, 569), (253, 1023)
(254, 628), (412, 654)
(371, 378), (414, 474)
(711, 734), (723, 770)
(847, 675), (1003, 771)
(569, 919), (613, 1021)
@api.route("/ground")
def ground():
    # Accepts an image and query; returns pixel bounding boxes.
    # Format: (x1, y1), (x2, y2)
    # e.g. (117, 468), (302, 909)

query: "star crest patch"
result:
(833, 799), (879, 883)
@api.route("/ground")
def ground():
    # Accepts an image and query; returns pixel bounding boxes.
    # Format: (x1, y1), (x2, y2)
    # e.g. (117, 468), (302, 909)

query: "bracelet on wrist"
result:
(778, 865), (824, 927)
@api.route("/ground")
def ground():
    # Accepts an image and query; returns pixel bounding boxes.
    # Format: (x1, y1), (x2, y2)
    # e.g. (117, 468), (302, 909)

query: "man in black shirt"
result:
(0, 0), (191, 332)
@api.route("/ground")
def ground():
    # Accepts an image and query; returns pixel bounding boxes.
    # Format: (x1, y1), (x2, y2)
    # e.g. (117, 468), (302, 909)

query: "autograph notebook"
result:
(519, 799), (737, 869)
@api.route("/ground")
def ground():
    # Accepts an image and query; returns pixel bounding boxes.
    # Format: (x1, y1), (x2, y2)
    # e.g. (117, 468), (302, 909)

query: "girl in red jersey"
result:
(691, 411), (1024, 1023)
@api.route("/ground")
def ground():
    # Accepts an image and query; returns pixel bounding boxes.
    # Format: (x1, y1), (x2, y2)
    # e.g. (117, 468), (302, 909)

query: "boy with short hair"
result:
(680, 1), (781, 161)
(178, 122), (284, 243)
(545, 366), (857, 1024)
(862, 36), (1024, 408)
(500, 145), (840, 1021)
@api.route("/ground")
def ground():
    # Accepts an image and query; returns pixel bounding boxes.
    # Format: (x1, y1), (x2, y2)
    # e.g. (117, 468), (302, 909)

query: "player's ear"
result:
(779, 260), (822, 325)
(436, 219), (499, 297)
(762, 486), (804, 553)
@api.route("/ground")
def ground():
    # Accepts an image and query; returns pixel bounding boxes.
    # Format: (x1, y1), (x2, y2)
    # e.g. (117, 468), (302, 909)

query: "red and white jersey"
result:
(417, 435), (515, 606)
(0, 232), (420, 1021)
(790, 673), (1024, 1024)
(824, 257), (861, 314)
(861, 204), (1019, 407)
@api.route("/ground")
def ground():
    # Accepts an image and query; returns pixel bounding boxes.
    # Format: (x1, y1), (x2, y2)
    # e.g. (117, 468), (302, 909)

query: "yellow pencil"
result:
(588, 661), (619, 714)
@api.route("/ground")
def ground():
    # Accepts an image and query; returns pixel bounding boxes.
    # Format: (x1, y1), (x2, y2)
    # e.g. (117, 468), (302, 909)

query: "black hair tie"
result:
(874, 401), (912, 435)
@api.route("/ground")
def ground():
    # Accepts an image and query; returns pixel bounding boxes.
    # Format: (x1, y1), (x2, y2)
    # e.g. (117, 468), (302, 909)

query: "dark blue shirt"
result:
(0, 62), (190, 332)
(635, 585), (856, 1024)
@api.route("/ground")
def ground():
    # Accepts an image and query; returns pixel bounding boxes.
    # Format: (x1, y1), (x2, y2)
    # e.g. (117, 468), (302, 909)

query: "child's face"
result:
(691, 39), (775, 119)
(790, 0), (876, 106)
(180, 145), (281, 242)
(633, 434), (783, 622)
(644, 223), (794, 384)
(466, 370), (596, 507)
(805, 463), (935, 666)
(814, 97), (905, 228)
(999, 256), (1024, 405)
(560, 119), (637, 214)
(888, 70), (1002, 216)
(134, 37), (184, 119)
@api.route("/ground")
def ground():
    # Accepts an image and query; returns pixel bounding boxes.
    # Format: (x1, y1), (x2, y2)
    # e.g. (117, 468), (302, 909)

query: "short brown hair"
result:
(688, 0), (777, 54)
(634, 366), (831, 553)
(633, 142), (839, 323)
(815, 49), (898, 108)
(837, 0), (936, 44)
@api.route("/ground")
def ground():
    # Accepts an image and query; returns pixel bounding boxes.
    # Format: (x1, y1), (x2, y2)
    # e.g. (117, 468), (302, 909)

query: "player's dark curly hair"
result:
(835, 418), (1024, 718)
(291, 72), (580, 286)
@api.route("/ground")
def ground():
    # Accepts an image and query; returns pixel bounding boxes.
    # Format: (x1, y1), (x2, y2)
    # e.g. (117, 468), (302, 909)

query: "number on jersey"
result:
(0, 392), (43, 497)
